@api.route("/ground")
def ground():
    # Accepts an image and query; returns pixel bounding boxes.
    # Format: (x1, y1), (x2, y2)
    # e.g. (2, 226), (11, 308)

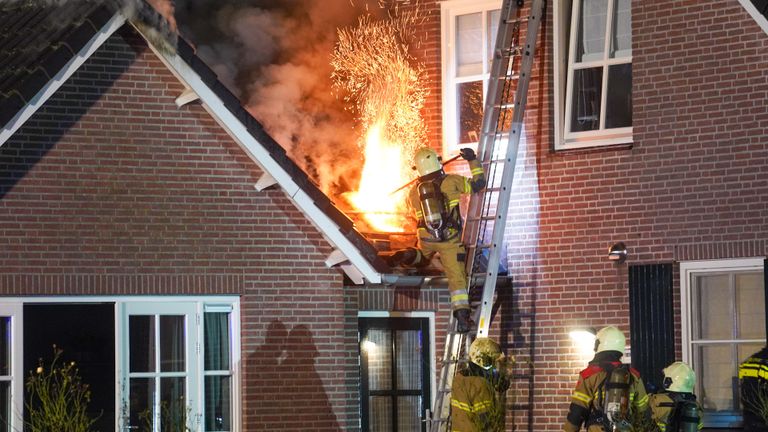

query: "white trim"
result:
(175, 88), (200, 107)
(0, 303), (23, 431)
(130, 22), (382, 285)
(739, 0), (768, 36)
(0, 13), (127, 147)
(358, 310), (436, 411)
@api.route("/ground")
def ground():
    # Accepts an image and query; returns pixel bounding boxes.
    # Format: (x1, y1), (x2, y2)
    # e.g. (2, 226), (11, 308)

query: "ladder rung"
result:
(466, 215), (498, 222)
(466, 243), (493, 250)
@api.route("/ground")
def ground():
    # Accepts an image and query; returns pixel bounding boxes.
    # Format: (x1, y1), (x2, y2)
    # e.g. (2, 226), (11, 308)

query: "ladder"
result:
(428, 0), (546, 430)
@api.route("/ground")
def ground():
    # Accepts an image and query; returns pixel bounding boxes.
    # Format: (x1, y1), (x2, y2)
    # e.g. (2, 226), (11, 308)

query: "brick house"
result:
(1, 1), (768, 432)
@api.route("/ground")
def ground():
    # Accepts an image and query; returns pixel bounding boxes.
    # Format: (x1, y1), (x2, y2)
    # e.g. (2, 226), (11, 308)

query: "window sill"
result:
(555, 135), (634, 151)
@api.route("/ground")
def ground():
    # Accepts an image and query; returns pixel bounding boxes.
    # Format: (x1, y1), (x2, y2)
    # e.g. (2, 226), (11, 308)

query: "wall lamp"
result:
(608, 242), (628, 264)
(569, 327), (597, 358)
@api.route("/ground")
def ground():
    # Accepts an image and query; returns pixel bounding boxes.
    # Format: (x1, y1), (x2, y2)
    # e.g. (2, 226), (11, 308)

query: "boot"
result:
(454, 308), (472, 333)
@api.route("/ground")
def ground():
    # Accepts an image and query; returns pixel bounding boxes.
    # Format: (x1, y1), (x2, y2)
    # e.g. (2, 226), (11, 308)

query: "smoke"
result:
(174, 0), (394, 195)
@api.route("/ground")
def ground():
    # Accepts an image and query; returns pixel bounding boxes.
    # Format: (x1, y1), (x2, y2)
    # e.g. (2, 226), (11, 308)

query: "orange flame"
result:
(347, 122), (410, 232)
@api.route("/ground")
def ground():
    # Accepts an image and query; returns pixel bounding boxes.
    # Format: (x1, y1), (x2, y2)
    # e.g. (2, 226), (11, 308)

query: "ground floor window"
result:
(0, 296), (240, 432)
(359, 316), (431, 432)
(681, 258), (766, 427)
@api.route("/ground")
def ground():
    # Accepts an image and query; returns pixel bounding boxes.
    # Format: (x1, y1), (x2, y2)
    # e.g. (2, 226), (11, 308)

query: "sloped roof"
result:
(0, 0), (389, 284)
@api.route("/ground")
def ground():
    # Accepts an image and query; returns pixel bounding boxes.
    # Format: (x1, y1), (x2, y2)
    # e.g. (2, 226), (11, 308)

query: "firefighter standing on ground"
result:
(384, 146), (485, 333)
(451, 337), (509, 432)
(739, 346), (768, 431)
(649, 361), (703, 431)
(563, 326), (649, 432)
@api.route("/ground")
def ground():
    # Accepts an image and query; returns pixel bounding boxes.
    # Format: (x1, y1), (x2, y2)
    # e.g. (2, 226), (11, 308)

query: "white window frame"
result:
(0, 296), (241, 432)
(440, 0), (502, 157)
(554, 0), (633, 150)
(0, 303), (23, 432)
(680, 258), (766, 427)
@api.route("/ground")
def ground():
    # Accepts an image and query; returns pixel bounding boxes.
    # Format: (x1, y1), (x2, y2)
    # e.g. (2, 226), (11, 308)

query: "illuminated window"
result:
(359, 317), (431, 431)
(681, 258), (766, 428)
(441, 0), (501, 154)
(554, 0), (632, 149)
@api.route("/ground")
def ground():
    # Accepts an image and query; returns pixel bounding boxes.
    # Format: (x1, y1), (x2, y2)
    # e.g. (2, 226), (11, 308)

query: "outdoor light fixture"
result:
(608, 242), (628, 264)
(569, 328), (597, 358)
(361, 340), (377, 352)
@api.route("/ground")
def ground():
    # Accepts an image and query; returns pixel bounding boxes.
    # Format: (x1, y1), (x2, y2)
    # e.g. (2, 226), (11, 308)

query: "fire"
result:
(346, 122), (410, 232)
(331, 12), (428, 233)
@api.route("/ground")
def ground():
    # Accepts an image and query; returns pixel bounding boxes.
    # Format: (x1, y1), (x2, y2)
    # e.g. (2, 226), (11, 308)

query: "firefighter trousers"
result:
(418, 237), (470, 312)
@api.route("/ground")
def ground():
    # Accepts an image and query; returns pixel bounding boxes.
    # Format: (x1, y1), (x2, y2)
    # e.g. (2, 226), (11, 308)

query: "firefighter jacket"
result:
(407, 159), (485, 243)
(739, 347), (768, 431)
(563, 354), (649, 432)
(649, 392), (703, 431)
(450, 365), (508, 432)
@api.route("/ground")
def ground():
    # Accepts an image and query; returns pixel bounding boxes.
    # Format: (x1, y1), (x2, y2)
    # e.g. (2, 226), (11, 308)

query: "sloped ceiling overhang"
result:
(0, 4), (390, 285)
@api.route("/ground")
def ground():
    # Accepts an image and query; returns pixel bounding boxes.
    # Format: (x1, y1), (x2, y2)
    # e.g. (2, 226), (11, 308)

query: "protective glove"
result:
(459, 147), (476, 161)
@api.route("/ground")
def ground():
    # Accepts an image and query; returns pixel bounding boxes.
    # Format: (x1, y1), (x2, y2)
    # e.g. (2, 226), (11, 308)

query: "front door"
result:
(120, 302), (199, 432)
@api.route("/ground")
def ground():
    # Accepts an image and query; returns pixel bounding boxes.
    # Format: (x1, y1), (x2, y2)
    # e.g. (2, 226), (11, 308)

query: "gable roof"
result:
(0, 0), (390, 284)
(742, 0), (768, 35)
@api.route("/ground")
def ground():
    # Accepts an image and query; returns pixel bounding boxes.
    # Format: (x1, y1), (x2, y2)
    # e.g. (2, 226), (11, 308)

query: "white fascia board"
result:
(739, 0), (768, 36)
(0, 13), (127, 147)
(134, 27), (382, 284)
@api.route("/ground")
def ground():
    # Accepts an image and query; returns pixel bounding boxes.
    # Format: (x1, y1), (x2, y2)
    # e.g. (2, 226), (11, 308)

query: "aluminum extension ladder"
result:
(427, 0), (546, 430)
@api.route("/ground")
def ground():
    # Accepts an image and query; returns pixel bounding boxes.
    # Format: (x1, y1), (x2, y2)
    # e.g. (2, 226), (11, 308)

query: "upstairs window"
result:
(555, 0), (632, 149)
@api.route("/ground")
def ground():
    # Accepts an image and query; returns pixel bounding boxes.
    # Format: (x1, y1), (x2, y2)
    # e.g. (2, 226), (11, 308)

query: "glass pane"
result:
(576, 0), (608, 62)
(694, 274), (732, 340)
(129, 377), (154, 429)
(458, 81), (484, 144)
(737, 272), (766, 339)
(695, 344), (735, 412)
(369, 396), (392, 432)
(569, 67), (602, 132)
(610, 0), (632, 58)
(605, 63), (632, 129)
(160, 316), (185, 372)
(205, 313), (230, 371)
(366, 329), (392, 391)
(396, 330), (423, 390)
(397, 396), (422, 431)
(205, 376), (231, 431)
(457, 13), (482, 76)
(130, 316), (155, 373)
(0, 318), (9, 376)
(487, 9), (501, 68)
(160, 377), (187, 431)
(0, 381), (8, 432)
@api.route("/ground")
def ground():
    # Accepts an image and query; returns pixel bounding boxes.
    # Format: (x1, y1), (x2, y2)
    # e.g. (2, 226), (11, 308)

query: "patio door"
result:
(0, 304), (21, 432)
(120, 302), (199, 431)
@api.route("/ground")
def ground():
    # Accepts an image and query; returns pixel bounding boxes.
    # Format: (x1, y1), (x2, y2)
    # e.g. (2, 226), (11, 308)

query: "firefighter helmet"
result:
(414, 147), (442, 176)
(469, 337), (502, 370)
(663, 361), (695, 393)
(595, 326), (626, 354)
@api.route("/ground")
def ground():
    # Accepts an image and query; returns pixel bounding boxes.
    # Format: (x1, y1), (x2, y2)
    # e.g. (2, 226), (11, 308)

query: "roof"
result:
(0, 0), (390, 284)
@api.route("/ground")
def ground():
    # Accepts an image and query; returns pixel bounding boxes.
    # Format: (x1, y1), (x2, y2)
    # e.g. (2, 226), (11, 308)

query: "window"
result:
(441, 0), (501, 154)
(119, 298), (240, 432)
(554, 0), (632, 149)
(0, 304), (21, 432)
(681, 258), (766, 427)
(359, 317), (431, 431)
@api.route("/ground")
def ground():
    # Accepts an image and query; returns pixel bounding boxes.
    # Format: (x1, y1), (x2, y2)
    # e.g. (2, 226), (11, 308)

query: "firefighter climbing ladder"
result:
(428, 0), (545, 430)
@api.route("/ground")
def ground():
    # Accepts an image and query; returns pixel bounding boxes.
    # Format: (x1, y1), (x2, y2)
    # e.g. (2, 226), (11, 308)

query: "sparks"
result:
(332, 13), (428, 232)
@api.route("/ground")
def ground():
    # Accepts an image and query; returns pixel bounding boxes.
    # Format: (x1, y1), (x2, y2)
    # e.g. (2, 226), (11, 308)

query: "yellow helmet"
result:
(663, 361), (695, 393)
(595, 326), (625, 354)
(469, 337), (502, 369)
(413, 147), (442, 176)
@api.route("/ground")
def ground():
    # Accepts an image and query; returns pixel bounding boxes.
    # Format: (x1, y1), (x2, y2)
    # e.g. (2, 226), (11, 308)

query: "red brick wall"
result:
(0, 26), (358, 430)
(412, 0), (768, 430)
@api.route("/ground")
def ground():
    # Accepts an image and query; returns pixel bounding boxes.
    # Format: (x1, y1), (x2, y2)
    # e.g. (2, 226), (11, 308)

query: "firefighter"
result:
(739, 346), (768, 431)
(649, 361), (703, 431)
(384, 146), (485, 333)
(563, 326), (649, 432)
(451, 337), (509, 432)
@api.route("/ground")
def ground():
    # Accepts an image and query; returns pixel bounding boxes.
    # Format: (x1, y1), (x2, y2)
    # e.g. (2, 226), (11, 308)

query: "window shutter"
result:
(629, 263), (675, 392)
